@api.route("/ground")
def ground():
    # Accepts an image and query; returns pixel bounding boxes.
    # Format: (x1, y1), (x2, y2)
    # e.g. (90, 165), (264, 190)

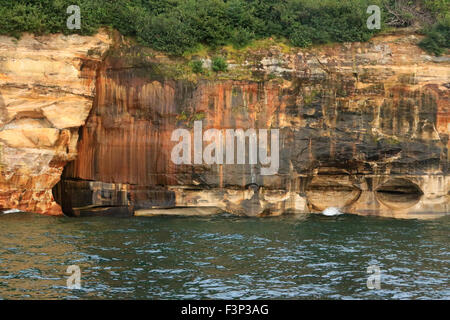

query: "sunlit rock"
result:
(0, 31), (112, 215)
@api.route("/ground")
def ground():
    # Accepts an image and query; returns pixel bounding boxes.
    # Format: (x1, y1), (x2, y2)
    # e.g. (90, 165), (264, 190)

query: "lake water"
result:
(0, 212), (448, 299)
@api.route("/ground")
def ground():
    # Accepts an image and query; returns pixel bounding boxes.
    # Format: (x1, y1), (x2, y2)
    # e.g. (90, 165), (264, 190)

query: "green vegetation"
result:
(176, 110), (206, 127)
(419, 16), (450, 56)
(425, 0), (449, 15)
(211, 57), (228, 72)
(0, 0), (448, 56)
(190, 60), (204, 74)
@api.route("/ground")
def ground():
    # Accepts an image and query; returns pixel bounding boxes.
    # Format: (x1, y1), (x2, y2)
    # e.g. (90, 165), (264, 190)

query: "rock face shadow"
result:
(375, 178), (423, 210)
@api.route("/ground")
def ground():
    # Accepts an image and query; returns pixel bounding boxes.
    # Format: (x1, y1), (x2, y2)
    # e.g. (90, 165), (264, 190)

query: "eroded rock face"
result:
(55, 34), (449, 219)
(0, 32), (111, 214)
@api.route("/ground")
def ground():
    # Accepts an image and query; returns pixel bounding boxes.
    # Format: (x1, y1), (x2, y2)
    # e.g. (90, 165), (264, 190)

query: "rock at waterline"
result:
(135, 207), (221, 217)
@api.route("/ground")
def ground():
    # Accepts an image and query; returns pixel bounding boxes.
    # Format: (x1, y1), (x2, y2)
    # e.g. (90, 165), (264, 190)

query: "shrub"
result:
(179, 0), (231, 49)
(212, 57), (228, 72)
(190, 60), (204, 74)
(289, 24), (314, 47)
(424, 0), (449, 18)
(419, 16), (450, 56)
(231, 28), (254, 49)
(135, 13), (197, 56)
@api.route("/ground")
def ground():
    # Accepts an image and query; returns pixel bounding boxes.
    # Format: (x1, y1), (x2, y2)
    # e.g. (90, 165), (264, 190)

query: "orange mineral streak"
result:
(67, 59), (286, 187)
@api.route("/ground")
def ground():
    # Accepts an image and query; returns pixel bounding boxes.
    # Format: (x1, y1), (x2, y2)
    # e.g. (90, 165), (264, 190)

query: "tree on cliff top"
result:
(0, 0), (447, 56)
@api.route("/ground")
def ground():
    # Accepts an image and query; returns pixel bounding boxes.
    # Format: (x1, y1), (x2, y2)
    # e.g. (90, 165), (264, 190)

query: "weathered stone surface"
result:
(55, 33), (449, 219)
(0, 30), (447, 218)
(0, 32), (111, 215)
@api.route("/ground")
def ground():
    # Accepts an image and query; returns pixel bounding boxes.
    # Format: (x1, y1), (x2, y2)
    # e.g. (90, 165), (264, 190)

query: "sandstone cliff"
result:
(0, 32), (111, 214)
(1, 31), (448, 218)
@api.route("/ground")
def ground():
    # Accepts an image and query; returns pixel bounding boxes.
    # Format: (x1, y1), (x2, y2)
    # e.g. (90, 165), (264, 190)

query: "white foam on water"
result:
(1, 209), (21, 214)
(322, 207), (343, 216)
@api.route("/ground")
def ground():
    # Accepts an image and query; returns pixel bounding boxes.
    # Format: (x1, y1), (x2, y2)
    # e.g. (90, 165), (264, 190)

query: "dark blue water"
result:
(0, 212), (448, 299)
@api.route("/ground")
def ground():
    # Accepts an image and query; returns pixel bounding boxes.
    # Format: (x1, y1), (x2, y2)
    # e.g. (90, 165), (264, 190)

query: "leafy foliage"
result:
(211, 57), (228, 72)
(190, 60), (204, 74)
(419, 15), (450, 56)
(424, 0), (449, 17)
(0, 0), (447, 55)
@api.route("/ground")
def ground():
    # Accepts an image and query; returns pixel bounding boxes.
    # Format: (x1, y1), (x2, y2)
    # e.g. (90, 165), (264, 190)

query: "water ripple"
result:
(0, 212), (448, 299)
